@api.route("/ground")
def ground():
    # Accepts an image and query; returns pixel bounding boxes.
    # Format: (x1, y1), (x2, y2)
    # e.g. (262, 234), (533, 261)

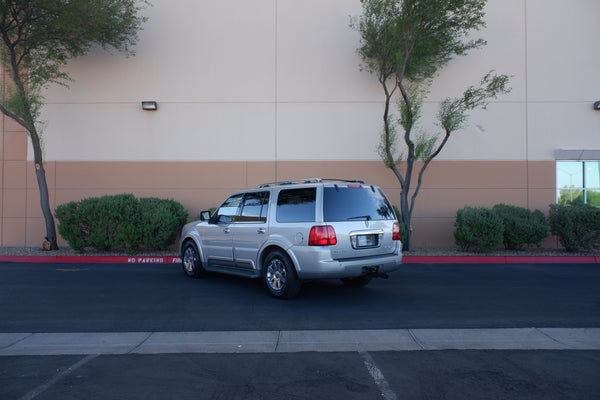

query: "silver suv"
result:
(179, 179), (403, 298)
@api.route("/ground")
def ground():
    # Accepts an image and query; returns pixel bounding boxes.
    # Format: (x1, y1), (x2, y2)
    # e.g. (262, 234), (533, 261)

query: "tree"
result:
(352, 0), (511, 250)
(0, 0), (148, 249)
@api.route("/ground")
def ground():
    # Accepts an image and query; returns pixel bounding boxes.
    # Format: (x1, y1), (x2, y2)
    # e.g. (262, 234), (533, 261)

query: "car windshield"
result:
(323, 186), (395, 222)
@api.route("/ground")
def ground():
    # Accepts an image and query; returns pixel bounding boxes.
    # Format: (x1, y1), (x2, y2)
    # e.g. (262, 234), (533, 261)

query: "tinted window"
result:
(240, 192), (269, 223)
(277, 188), (316, 222)
(323, 187), (394, 222)
(215, 194), (243, 223)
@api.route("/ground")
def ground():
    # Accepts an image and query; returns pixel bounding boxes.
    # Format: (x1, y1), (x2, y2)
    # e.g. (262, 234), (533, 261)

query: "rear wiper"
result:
(347, 215), (371, 221)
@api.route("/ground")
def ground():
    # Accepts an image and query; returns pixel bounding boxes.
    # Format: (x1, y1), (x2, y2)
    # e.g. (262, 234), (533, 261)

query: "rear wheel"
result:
(181, 242), (206, 278)
(262, 250), (301, 299)
(341, 275), (372, 288)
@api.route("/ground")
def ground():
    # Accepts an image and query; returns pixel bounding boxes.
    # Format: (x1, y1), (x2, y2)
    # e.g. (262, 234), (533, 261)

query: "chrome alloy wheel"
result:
(262, 249), (301, 298)
(182, 242), (204, 278)
(266, 258), (287, 291)
(183, 246), (197, 274)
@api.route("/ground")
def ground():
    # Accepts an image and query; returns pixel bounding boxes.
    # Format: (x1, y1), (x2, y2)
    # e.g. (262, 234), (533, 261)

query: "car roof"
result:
(256, 178), (365, 189)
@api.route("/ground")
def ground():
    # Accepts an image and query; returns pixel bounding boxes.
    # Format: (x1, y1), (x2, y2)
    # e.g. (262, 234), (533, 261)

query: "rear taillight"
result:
(392, 222), (401, 241)
(308, 225), (337, 246)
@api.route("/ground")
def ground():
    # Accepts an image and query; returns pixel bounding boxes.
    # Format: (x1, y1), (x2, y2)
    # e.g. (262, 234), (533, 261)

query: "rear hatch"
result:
(322, 184), (399, 260)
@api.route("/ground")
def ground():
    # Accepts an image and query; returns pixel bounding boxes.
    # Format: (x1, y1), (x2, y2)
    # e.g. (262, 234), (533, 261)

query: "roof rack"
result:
(256, 178), (365, 188)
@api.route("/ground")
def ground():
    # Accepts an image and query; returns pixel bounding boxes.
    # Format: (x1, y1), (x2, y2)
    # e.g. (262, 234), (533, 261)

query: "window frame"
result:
(239, 191), (270, 223)
(214, 193), (244, 223)
(276, 187), (317, 223)
(556, 160), (600, 206)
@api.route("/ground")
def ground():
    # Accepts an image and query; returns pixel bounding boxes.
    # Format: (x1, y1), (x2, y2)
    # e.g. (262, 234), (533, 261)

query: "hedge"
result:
(454, 206), (504, 253)
(548, 201), (600, 252)
(492, 204), (548, 250)
(55, 194), (188, 253)
(139, 197), (189, 249)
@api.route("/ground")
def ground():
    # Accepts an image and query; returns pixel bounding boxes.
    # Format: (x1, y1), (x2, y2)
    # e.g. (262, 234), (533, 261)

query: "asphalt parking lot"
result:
(1, 261), (599, 399)
(3, 350), (599, 400)
(2, 262), (599, 332)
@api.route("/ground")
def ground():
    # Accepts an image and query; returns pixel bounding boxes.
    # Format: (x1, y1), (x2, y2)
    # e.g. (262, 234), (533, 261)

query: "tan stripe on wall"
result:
(1, 160), (555, 248)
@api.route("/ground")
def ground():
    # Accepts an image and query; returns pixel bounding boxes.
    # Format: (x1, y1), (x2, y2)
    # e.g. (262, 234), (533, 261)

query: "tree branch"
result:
(381, 78), (405, 189)
(0, 103), (29, 130)
(409, 129), (451, 218)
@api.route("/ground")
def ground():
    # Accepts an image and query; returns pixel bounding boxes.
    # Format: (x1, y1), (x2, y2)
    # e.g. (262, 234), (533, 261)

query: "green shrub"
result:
(492, 204), (549, 250)
(55, 194), (187, 253)
(90, 194), (140, 251)
(548, 202), (600, 252)
(454, 206), (504, 253)
(56, 194), (140, 253)
(140, 197), (188, 249)
(54, 201), (86, 251)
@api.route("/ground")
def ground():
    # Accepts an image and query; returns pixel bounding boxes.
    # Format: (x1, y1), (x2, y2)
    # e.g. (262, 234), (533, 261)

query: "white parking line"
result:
(18, 354), (98, 400)
(360, 351), (398, 400)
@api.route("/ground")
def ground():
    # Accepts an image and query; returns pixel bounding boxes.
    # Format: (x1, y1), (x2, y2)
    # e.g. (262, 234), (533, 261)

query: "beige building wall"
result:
(1, 0), (599, 248)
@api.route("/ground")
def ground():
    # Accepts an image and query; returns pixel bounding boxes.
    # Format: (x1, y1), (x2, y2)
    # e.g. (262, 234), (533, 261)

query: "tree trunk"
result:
(29, 128), (59, 250)
(400, 188), (412, 251)
(379, 78), (414, 251)
(34, 162), (59, 250)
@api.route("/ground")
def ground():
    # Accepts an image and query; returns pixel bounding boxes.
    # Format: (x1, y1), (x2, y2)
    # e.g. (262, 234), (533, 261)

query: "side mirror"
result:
(199, 211), (211, 221)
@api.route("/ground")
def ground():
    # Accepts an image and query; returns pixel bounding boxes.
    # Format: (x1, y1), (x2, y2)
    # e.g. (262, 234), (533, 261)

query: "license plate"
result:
(356, 234), (378, 248)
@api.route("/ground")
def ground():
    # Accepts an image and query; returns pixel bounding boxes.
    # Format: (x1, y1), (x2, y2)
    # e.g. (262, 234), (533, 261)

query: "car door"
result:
(230, 191), (270, 271)
(202, 193), (243, 268)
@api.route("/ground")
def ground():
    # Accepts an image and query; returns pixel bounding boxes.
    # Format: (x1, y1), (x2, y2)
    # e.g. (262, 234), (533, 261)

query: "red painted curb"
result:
(402, 256), (600, 264)
(504, 256), (600, 264)
(403, 256), (507, 264)
(0, 255), (182, 264)
(1, 255), (598, 264)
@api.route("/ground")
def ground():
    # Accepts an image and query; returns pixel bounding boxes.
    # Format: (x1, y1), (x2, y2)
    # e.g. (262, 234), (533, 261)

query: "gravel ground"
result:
(0, 246), (178, 257)
(1, 245), (598, 257)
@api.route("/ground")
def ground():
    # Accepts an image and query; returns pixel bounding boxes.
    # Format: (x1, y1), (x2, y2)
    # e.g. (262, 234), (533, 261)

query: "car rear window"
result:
(277, 188), (316, 222)
(323, 186), (394, 222)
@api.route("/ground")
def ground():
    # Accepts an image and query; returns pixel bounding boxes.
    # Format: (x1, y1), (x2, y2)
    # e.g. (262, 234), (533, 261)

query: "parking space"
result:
(3, 351), (600, 400)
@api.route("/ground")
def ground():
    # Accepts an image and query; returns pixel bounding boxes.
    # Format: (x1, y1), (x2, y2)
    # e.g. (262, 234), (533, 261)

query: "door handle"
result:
(257, 228), (266, 234)
(223, 228), (231, 234)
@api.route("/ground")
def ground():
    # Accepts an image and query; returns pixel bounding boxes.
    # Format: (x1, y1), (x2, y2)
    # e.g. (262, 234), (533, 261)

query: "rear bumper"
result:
(292, 248), (403, 280)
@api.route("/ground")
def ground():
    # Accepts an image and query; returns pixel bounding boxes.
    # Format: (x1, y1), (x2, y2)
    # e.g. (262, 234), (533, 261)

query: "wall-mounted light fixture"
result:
(141, 101), (158, 111)
(594, 101), (600, 110)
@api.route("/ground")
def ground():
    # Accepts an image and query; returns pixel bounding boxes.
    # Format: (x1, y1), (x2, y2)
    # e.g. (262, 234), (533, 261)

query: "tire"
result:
(262, 249), (301, 299)
(181, 241), (206, 278)
(341, 275), (372, 288)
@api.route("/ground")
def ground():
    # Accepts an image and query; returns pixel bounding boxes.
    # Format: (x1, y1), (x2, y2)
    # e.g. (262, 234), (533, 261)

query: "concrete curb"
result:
(1, 328), (599, 356)
(0, 255), (599, 264)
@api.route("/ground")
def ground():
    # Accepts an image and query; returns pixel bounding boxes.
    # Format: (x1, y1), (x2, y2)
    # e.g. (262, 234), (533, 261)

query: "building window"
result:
(557, 161), (600, 206)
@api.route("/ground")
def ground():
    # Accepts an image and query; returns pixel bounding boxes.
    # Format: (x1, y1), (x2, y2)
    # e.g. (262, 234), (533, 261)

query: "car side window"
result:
(215, 194), (243, 223)
(276, 188), (316, 222)
(240, 192), (269, 223)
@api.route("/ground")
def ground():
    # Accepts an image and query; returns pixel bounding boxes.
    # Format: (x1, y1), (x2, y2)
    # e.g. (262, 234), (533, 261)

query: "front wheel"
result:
(181, 242), (206, 278)
(262, 250), (301, 299)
